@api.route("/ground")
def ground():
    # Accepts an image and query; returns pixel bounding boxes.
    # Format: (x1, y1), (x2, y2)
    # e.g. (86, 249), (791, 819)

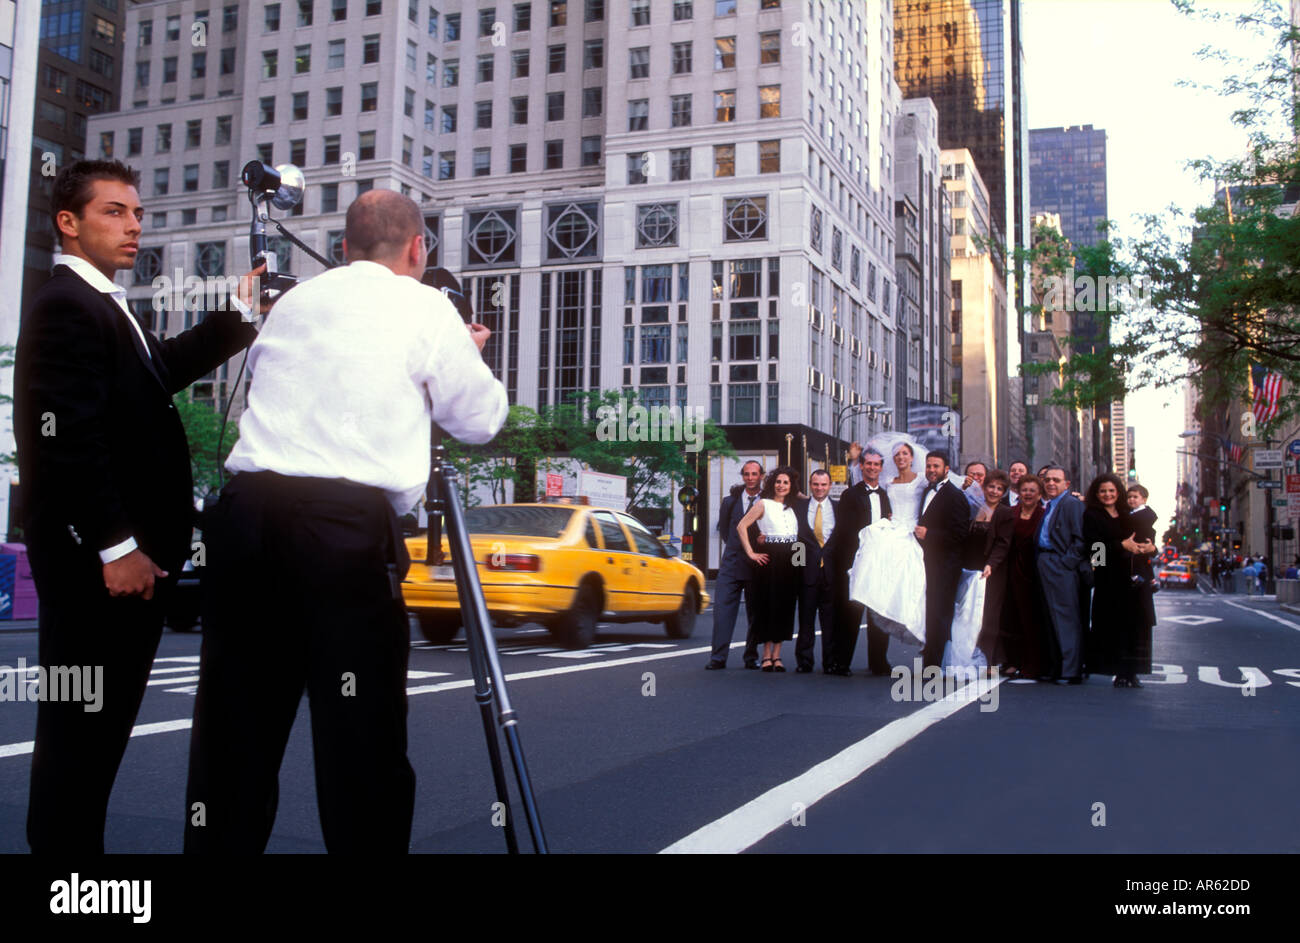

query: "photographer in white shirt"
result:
(184, 189), (507, 853)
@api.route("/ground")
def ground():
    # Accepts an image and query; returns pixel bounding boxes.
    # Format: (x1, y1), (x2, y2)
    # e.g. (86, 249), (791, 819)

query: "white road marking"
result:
(148, 666), (205, 676)
(0, 719), (193, 758)
(1221, 599), (1300, 632)
(406, 670), (452, 679)
(658, 680), (1004, 854)
(1163, 615), (1223, 626)
(146, 674), (200, 686)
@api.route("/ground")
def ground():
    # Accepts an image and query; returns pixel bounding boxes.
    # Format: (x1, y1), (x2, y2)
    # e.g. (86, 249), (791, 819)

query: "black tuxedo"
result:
(792, 495), (838, 670)
(916, 479), (972, 667)
(15, 263), (256, 852)
(829, 481), (894, 672)
(708, 485), (762, 666)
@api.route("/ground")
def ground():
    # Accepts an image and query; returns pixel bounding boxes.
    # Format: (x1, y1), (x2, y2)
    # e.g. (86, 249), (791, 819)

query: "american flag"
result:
(1251, 363), (1283, 424)
(1230, 441), (1244, 465)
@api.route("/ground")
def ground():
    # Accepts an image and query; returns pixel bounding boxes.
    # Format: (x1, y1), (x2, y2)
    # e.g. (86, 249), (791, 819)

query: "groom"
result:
(830, 448), (893, 675)
(913, 450), (971, 668)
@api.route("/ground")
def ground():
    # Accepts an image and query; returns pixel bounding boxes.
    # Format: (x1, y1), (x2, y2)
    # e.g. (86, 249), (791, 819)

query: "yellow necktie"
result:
(814, 502), (825, 547)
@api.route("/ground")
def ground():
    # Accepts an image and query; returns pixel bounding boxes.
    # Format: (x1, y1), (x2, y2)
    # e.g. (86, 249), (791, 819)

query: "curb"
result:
(0, 619), (38, 633)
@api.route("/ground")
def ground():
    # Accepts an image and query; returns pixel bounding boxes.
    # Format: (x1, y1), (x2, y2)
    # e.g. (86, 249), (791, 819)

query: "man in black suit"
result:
(793, 469), (838, 672)
(706, 461), (764, 669)
(832, 448), (893, 674)
(14, 160), (261, 852)
(914, 449), (971, 668)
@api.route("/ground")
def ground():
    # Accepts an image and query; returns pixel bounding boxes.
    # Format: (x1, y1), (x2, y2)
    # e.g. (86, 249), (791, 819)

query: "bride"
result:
(847, 434), (931, 647)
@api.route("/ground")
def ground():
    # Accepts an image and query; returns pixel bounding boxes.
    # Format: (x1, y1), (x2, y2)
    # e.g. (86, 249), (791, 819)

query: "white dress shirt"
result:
(226, 260), (508, 514)
(806, 496), (835, 542)
(861, 483), (884, 522)
(921, 479), (945, 515)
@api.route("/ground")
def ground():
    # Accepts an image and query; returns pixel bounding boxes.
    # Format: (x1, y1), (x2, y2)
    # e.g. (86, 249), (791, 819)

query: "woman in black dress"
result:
(1083, 473), (1156, 688)
(736, 466), (802, 671)
(999, 474), (1046, 678)
(971, 470), (1015, 670)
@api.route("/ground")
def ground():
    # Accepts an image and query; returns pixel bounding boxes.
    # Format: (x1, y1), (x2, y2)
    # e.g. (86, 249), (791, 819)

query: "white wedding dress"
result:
(848, 475), (928, 646)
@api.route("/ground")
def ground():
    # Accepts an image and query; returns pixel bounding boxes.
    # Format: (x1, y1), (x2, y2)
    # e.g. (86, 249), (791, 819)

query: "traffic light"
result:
(1220, 502), (1228, 514)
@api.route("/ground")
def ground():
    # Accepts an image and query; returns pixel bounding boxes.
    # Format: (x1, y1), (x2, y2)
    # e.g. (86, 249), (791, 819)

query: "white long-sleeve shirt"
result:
(226, 260), (508, 513)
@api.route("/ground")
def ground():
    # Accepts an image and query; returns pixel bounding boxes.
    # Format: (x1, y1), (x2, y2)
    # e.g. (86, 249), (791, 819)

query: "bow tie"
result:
(864, 486), (879, 493)
(926, 482), (942, 492)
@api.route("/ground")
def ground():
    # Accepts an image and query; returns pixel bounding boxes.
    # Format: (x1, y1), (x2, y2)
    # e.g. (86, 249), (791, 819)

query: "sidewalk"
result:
(0, 619), (37, 633)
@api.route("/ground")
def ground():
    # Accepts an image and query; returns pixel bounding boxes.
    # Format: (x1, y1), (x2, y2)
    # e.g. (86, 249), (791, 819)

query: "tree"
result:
(442, 404), (558, 506)
(0, 344), (15, 471)
(174, 391), (241, 498)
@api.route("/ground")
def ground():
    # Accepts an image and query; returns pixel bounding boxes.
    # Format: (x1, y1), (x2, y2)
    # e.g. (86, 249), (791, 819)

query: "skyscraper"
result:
(1028, 124), (1107, 251)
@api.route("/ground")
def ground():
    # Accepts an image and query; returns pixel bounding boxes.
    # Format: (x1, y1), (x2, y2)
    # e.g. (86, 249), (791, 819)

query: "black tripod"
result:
(423, 425), (547, 854)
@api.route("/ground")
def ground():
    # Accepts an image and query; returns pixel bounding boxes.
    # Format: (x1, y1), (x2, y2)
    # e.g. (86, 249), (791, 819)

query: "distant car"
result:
(402, 503), (709, 649)
(1158, 563), (1196, 589)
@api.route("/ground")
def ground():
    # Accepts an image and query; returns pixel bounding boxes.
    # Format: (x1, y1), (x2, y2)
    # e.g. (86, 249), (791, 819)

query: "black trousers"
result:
(184, 472), (415, 853)
(27, 555), (168, 853)
(828, 569), (891, 673)
(797, 562), (834, 669)
(921, 555), (961, 667)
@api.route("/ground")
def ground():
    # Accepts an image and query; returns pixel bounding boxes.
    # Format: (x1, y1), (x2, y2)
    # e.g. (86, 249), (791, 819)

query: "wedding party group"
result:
(706, 433), (1159, 689)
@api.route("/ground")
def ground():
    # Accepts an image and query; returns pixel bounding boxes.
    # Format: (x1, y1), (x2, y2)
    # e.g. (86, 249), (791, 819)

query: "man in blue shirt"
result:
(1034, 464), (1089, 683)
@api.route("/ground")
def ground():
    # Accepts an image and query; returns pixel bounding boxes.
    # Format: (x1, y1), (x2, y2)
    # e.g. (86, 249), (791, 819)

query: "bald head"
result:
(344, 189), (424, 270)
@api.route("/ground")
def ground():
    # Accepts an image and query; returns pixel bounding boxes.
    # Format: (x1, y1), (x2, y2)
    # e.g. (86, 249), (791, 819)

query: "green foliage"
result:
(174, 390), (240, 497)
(0, 344), (14, 471)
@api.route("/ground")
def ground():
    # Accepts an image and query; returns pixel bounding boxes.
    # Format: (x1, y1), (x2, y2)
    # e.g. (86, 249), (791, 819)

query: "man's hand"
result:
(103, 549), (168, 600)
(982, 565), (991, 579)
(468, 322), (491, 351)
(914, 525), (927, 541)
(962, 475), (975, 489)
(237, 262), (268, 311)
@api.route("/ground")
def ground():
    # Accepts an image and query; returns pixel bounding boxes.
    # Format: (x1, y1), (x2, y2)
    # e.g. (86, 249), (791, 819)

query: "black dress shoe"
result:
(705, 661), (726, 670)
(744, 661), (760, 670)
(870, 664), (893, 676)
(795, 665), (813, 673)
(1059, 675), (1083, 685)
(1127, 674), (1143, 688)
(827, 667), (852, 677)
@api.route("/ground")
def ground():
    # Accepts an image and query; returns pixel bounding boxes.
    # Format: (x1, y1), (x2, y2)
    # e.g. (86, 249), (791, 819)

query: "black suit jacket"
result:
(15, 264), (258, 580)
(1129, 506), (1158, 582)
(716, 485), (762, 578)
(793, 495), (839, 585)
(832, 481), (892, 575)
(917, 480), (971, 566)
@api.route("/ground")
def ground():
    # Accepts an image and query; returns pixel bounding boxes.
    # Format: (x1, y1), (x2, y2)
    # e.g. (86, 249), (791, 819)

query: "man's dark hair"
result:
(809, 468), (831, 483)
(1008, 460), (1029, 472)
(740, 459), (764, 474)
(50, 159), (141, 239)
(861, 447), (884, 464)
(1127, 483), (1149, 499)
(344, 189), (423, 261)
(928, 449), (950, 468)
(964, 460), (987, 475)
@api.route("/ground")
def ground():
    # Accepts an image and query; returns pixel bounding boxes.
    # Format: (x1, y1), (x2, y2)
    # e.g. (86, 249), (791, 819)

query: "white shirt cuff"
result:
(99, 537), (138, 564)
(231, 293), (256, 323)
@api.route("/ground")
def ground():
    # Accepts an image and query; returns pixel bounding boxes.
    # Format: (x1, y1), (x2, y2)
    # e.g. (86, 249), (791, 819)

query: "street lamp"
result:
(834, 400), (884, 463)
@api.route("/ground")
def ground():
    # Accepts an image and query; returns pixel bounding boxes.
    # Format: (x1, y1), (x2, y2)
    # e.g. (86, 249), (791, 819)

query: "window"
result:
(444, 59), (459, 85)
(473, 148), (491, 176)
(445, 12), (460, 38)
(476, 100), (492, 128)
(156, 123), (172, 153)
(290, 139), (306, 165)
(163, 57), (177, 83)
(583, 39), (603, 69)
(321, 182), (339, 212)
(477, 53), (494, 82)
(211, 115), (230, 146)
(670, 94), (691, 127)
(153, 168), (169, 196)
(630, 0), (649, 25)
(628, 99), (648, 131)
(324, 134), (340, 162)
(98, 131), (115, 159)
(136, 61), (150, 87)
(363, 34), (379, 64)
(134, 247), (163, 285)
(673, 0), (693, 20)
(423, 146), (435, 177)
(358, 130), (376, 160)
(328, 39), (344, 68)
(547, 92), (564, 120)
(628, 47), (649, 79)
(761, 31), (780, 64)
(478, 6), (495, 35)
(759, 85), (780, 118)
(582, 87), (602, 117)
(510, 143), (527, 173)
(715, 36), (735, 69)
(672, 41), (692, 74)
(262, 50), (278, 78)
(186, 119), (201, 148)
(139, 20), (153, 46)
(636, 204), (678, 248)
(545, 140), (562, 169)
(408, 0), (418, 20)
(627, 153), (646, 185)
(515, 3), (531, 31)
(333, 0), (347, 20)
(714, 144), (734, 177)
(293, 90), (309, 120)
(196, 241), (226, 278)
(265, 3), (280, 31)
(550, 1), (567, 26)
(810, 206), (822, 252)
(183, 164), (200, 192)
(511, 96), (528, 123)
(360, 82), (377, 111)
(724, 197), (767, 241)
(366, 0), (382, 13)
(585, 0), (603, 20)
(401, 136), (413, 166)
(642, 325), (670, 363)
(427, 52), (438, 82)
(441, 105), (457, 132)
(548, 44), (565, 73)
(326, 87), (343, 116)
(298, 0), (314, 26)
(407, 40), (418, 72)
(512, 50), (529, 77)
(715, 89), (735, 122)
(439, 151), (455, 179)
(220, 47), (236, 75)
(166, 14), (180, 40)
(128, 127), (142, 156)
(191, 52), (205, 79)
(670, 148), (690, 181)
(581, 136), (601, 166)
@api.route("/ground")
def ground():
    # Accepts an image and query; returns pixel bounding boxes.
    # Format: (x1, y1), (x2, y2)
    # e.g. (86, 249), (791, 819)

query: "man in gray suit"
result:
(1035, 464), (1089, 684)
(706, 461), (764, 669)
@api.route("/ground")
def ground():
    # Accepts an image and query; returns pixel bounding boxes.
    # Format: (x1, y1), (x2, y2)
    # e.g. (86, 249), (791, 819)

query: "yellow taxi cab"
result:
(402, 503), (708, 649)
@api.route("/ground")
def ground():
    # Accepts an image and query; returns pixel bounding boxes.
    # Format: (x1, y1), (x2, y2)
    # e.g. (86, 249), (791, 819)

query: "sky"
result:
(1021, 0), (1283, 527)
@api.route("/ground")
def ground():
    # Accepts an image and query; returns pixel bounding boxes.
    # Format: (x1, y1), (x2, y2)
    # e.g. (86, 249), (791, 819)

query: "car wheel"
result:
(554, 580), (601, 650)
(414, 612), (460, 644)
(664, 584), (699, 639)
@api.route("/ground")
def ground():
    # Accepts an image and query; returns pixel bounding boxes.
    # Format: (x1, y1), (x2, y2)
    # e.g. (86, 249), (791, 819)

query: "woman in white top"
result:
(737, 466), (802, 672)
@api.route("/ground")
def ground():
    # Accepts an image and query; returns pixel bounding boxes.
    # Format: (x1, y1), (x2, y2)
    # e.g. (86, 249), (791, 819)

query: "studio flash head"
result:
(241, 161), (306, 211)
